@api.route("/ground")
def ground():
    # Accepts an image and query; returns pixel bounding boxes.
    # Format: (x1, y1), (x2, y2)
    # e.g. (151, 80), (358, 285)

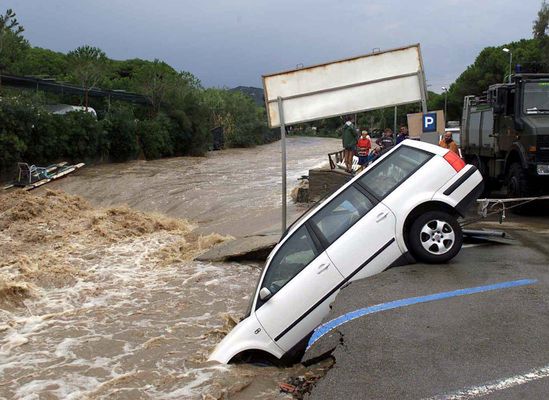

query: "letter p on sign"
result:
(423, 113), (437, 132)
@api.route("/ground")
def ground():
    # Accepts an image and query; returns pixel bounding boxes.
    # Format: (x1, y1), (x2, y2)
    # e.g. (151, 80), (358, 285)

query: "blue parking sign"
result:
(423, 113), (437, 132)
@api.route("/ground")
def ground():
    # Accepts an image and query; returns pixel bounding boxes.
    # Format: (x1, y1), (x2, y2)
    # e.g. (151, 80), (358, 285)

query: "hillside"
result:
(230, 86), (264, 106)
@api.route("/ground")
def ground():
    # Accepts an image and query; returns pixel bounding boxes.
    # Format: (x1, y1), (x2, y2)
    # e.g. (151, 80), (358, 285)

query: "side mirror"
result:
(259, 287), (272, 301)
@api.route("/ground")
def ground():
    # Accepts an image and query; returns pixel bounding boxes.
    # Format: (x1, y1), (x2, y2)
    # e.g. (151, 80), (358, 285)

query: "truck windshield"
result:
(524, 81), (549, 114)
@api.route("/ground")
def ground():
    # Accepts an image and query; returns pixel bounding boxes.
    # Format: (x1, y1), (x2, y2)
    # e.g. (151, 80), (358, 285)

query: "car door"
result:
(254, 224), (343, 352)
(308, 184), (398, 281)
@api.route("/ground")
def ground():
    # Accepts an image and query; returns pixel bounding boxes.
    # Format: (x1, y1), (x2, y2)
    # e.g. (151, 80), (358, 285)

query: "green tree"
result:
(533, 1), (549, 66)
(102, 105), (139, 162)
(133, 59), (178, 114)
(441, 39), (543, 120)
(202, 88), (265, 148)
(67, 45), (108, 109)
(0, 8), (29, 90)
(13, 46), (68, 78)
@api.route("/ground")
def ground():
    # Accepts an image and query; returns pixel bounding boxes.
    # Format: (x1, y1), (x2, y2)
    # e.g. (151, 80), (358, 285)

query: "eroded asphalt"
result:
(303, 218), (549, 400)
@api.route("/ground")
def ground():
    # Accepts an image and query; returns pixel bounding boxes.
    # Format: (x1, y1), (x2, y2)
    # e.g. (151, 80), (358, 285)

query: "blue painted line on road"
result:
(307, 279), (537, 349)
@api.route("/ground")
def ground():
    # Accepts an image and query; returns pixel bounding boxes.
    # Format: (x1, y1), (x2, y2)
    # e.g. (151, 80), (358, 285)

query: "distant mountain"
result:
(230, 86), (265, 106)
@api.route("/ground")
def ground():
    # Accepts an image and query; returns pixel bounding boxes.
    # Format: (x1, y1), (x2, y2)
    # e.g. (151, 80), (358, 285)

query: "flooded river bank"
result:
(0, 137), (340, 399)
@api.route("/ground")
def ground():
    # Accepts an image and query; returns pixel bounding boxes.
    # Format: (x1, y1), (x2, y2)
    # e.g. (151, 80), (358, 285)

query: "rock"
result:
(195, 234), (279, 262)
(291, 180), (309, 203)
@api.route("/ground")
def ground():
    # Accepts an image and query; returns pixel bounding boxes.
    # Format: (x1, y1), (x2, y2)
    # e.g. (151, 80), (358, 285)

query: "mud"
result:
(0, 137), (342, 399)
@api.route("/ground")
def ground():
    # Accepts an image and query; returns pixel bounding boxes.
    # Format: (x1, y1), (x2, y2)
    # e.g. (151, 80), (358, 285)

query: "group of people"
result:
(341, 121), (410, 174)
(341, 119), (460, 174)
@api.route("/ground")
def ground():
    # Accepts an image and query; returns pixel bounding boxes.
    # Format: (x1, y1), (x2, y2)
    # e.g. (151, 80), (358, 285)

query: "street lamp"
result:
(502, 48), (513, 83)
(442, 86), (448, 126)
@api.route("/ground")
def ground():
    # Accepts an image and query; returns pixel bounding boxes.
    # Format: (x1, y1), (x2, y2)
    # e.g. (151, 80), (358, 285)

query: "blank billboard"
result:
(263, 44), (427, 128)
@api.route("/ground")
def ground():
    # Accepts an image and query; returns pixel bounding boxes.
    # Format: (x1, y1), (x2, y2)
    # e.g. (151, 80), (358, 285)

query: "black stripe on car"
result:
(274, 238), (396, 342)
(443, 166), (478, 196)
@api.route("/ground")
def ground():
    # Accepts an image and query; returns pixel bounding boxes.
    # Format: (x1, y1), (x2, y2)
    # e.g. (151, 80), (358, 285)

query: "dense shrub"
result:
(0, 99), (36, 174)
(136, 115), (173, 160)
(25, 113), (64, 163)
(63, 112), (108, 161)
(102, 108), (139, 162)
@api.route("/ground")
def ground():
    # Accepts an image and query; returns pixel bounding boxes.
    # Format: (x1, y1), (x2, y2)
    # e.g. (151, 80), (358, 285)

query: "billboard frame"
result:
(262, 43), (428, 128)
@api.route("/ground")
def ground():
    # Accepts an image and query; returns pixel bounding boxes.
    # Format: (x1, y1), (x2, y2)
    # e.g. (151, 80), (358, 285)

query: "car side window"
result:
(261, 225), (319, 297)
(358, 146), (432, 199)
(310, 186), (374, 245)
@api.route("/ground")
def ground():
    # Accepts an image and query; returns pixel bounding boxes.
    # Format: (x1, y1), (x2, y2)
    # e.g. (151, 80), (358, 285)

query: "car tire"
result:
(408, 211), (463, 263)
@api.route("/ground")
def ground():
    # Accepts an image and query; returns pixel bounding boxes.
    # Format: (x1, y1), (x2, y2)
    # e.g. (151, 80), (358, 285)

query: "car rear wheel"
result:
(408, 211), (463, 263)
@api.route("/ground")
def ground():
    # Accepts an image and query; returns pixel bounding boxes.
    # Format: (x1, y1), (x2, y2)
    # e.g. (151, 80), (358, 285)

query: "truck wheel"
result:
(407, 211), (463, 264)
(507, 162), (530, 198)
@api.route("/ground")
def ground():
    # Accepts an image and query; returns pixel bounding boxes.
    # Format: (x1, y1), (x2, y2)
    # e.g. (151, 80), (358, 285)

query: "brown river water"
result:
(0, 137), (340, 399)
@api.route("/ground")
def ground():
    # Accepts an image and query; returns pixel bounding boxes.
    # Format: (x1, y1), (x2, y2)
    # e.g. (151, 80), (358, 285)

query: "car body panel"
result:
(255, 251), (343, 352)
(208, 314), (284, 364)
(324, 202), (396, 279)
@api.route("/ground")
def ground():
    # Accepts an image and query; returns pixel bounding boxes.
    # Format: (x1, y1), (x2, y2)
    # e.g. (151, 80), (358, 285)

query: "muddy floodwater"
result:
(46, 137), (341, 237)
(0, 137), (340, 399)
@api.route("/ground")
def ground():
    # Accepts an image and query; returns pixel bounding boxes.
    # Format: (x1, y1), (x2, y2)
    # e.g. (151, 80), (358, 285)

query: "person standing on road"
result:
(396, 125), (409, 144)
(356, 130), (372, 169)
(439, 131), (460, 155)
(377, 128), (395, 154)
(342, 119), (357, 173)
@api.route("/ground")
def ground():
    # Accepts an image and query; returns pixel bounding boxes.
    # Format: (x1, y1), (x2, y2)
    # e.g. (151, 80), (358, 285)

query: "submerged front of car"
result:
(208, 313), (284, 364)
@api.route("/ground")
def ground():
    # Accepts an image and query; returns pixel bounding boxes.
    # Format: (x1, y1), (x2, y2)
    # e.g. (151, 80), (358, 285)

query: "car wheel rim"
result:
(420, 219), (455, 256)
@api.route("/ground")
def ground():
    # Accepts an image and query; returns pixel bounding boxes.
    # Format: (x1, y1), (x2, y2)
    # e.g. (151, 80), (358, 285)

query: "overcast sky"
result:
(9, 0), (543, 93)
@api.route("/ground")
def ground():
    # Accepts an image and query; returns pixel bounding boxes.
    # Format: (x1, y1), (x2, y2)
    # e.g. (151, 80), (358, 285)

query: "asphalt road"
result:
(303, 219), (549, 400)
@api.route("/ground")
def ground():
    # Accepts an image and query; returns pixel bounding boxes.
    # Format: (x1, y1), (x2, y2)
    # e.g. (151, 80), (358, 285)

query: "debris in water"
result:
(280, 358), (335, 399)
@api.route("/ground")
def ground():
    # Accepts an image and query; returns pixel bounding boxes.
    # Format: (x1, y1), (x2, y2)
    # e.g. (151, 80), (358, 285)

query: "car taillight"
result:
(443, 151), (466, 172)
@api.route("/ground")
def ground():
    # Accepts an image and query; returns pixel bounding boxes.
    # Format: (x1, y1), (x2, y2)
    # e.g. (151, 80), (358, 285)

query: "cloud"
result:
(11, 0), (542, 89)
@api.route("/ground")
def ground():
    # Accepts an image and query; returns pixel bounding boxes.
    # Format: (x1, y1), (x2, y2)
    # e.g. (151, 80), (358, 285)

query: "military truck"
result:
(460, 73), (549, 197)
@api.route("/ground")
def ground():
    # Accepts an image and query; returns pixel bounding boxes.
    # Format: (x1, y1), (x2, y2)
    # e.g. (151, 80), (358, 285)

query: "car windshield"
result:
(524, 81), (549, 114)
(260, 225), (319, 297)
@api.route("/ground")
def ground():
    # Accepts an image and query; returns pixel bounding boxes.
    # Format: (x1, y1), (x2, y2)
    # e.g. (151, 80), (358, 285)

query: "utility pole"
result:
(503, 48), (513, 83)
(442, 86), (448, 127)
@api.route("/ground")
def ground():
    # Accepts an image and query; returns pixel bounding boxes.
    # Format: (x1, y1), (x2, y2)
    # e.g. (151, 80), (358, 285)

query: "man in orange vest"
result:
(439, 131), (459, 155)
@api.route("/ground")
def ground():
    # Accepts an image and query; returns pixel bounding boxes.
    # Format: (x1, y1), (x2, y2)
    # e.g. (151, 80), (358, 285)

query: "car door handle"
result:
(376, 211), (388, 222)
(317, 263), (330, 274)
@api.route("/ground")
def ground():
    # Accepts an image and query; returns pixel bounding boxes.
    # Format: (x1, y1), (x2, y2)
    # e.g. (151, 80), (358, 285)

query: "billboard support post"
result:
(418, 70), (428, 114)
(277, 96), (287, 234)
(393, 105), (398, 140)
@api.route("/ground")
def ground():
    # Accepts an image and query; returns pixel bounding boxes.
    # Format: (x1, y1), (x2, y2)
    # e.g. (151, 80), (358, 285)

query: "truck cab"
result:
(461, 73), (549, 196)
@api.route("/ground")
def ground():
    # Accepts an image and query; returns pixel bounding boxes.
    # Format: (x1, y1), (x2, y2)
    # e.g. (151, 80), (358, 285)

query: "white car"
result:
(209, 140), (484, 364)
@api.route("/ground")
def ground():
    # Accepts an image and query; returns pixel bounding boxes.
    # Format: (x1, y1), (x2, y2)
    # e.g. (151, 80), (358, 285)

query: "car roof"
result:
(400, 138), (449, 156)
(280, 140), (448, 242)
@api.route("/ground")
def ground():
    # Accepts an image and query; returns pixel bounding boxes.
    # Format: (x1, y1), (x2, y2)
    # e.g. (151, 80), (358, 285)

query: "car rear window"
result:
(357, 146), (432, 199)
